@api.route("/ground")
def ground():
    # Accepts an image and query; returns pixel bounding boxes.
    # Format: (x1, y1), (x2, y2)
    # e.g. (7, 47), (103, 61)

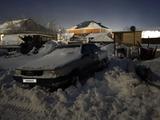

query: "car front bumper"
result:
(13, 75), (72, 87)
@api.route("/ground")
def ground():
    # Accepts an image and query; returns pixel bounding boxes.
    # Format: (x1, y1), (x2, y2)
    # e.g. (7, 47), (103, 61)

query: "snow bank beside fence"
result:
(141, 57), (160, 75)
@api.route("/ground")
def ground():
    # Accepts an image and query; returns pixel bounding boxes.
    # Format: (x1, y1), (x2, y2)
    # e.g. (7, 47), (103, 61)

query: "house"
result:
(0, 19), (56, 47)
(0, 19), (54, 35)
(66, 20), (112, 36)
(64, 20), (113, 44)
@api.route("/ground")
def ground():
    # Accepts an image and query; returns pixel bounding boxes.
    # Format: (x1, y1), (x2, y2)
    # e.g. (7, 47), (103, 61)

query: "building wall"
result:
(67, 28), (109, 35)
(123, 31), (141, 45)
(114, 31), (142, 45)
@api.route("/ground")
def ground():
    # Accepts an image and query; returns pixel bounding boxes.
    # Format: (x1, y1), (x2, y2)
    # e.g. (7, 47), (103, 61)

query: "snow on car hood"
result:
(19, 47), (82, 70)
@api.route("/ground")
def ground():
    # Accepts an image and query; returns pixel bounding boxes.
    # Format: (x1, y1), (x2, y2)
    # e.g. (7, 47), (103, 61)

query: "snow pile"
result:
(0, 46), (160, 120)
(37, 41), (58, 56)
(141, 57), (160, 75)
(106, 70), (160, 120)
(101, 43), (114, 58)
(0, 67), (160, 120)
(108, 58), (136, 72)
(0, 86), (47, 113)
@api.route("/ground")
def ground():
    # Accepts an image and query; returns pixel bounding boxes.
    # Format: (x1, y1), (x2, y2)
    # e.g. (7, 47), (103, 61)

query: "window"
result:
(81, 44), (100, 55)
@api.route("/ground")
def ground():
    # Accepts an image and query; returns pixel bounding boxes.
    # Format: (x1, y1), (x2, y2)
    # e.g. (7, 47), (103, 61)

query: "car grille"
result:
(21, 70), (43, 76)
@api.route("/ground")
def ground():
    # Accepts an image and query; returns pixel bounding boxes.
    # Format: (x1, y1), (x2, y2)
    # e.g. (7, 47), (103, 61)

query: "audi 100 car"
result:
(13, 44), (108, 87)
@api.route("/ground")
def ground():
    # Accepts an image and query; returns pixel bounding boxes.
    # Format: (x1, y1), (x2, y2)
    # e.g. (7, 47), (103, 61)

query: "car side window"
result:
(90, 44), (100, 53)
(81, 44), (100, 55)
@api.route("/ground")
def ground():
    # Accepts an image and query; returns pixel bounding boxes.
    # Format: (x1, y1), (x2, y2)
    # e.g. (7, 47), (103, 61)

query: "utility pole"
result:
(130, 26), (136, 46)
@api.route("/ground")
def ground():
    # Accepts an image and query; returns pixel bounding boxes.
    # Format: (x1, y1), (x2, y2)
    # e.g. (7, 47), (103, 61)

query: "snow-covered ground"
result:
(141, 57), (160, 75)
(0, 64), (160, 120)
(0, 44), (160, 120)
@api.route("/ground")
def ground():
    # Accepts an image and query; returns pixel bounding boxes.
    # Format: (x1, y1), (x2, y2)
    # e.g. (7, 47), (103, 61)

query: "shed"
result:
(113, 31), (142, 45)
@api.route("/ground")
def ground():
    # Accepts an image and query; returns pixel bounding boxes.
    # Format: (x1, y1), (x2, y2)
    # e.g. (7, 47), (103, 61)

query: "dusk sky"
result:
(0, 0), (160, 30)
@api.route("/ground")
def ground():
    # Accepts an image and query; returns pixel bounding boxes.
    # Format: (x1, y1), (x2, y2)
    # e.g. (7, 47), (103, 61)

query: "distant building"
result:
(113, 31), (142, 45)
(66, 20), (112, 36)
(0, 19), (54, 35)
(0, 19), (56, 47)
(64, 20), (113, 44)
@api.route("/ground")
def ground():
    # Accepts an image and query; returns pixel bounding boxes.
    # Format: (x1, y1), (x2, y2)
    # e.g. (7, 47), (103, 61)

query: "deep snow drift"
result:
(0, 69), (160, 120)
(0, 57), (160, 120)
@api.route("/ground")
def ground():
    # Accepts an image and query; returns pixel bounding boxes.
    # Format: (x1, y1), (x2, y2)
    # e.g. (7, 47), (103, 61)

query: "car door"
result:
(79, 44), (100, 71)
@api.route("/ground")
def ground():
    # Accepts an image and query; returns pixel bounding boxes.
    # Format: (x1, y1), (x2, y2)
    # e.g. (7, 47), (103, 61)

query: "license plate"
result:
(23, 79), (37, 83)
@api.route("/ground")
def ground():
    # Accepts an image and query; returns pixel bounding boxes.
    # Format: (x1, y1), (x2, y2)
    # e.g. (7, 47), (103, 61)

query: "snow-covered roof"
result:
(76, 21), (108, 29)
(86, 32), (114, 42)
(68, 21), (109, 30)
(0, 19), (27, 30)
(0, 19), (53, 35)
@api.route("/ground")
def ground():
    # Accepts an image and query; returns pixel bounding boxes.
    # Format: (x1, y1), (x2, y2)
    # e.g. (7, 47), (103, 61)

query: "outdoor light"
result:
(0, 34), (4, 40)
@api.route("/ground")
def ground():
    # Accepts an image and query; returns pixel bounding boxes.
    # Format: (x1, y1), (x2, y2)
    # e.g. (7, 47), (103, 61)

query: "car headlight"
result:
(15, 69), (21, 75)
(43, 70), (57, 78)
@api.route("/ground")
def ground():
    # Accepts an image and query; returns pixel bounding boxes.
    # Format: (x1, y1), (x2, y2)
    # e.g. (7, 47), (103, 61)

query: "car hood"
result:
(18, 47), (82, 70)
